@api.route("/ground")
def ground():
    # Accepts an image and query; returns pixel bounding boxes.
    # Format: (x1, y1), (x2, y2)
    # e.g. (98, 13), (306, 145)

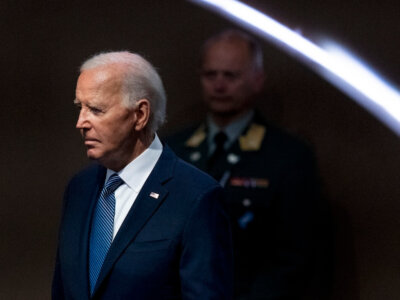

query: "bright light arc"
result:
(190, 0), (400, 135)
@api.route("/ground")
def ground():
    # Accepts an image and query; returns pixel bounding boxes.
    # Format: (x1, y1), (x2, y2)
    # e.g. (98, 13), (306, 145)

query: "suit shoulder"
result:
(248, 121), (317, 174)
(265, 124), (314, 156)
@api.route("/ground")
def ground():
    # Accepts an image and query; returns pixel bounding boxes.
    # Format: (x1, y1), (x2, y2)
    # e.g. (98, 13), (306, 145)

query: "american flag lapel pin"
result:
(150, 192), (159, 199)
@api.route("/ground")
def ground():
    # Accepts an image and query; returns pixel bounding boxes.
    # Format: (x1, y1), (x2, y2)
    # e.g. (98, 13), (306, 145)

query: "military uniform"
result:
(166, 112), (320, 299)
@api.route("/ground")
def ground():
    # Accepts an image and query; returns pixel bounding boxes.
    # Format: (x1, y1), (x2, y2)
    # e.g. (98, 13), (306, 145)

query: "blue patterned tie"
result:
(89, 173), (123, 294)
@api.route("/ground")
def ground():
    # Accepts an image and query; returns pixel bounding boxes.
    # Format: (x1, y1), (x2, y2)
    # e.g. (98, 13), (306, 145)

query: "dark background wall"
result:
(0, 0), (399, 299)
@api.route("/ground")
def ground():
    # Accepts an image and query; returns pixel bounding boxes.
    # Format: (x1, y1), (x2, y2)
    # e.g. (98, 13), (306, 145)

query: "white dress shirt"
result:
(104, 134), (163, 239)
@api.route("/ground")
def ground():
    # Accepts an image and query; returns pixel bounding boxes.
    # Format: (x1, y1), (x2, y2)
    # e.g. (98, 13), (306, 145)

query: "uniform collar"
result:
(206, 110), (254, 152)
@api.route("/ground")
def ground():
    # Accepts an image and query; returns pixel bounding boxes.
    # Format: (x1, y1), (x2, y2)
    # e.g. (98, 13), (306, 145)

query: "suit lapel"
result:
(93, 146), (175, 294)
(64, 164), (106, 298)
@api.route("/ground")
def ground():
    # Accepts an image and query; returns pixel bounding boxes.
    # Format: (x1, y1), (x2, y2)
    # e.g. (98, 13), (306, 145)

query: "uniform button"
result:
(227, 153), (240, 164)
(242, 198), (252, 207)
(189, 151), (201, 162)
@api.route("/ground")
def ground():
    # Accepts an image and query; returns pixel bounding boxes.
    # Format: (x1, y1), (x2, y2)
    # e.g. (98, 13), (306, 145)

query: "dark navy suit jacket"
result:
(52, 145), (233, 299)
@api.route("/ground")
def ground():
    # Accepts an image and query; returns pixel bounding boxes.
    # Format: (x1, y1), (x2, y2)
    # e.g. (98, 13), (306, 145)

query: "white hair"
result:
(80, 51), (167, 132)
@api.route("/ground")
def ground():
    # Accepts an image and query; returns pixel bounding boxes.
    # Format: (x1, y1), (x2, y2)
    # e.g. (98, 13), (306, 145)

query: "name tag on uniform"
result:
(229, 177), (269, 188)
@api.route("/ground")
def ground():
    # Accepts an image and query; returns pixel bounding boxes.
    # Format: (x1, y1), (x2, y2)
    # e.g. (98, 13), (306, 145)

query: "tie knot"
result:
(104, 174), (124, 194)
(214, 131), (227, 149)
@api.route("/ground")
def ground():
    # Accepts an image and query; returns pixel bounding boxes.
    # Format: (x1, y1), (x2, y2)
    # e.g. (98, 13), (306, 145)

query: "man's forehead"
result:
(77, 66), (123, 94)
(78, 66), (114, 85)
(203, 41), (252, 69)
(202, 55), (250, 73)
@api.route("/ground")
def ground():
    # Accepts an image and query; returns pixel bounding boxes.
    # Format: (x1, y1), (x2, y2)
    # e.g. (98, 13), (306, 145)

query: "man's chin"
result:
(86, 149), (101, 161)
(210, 107), (238, 118)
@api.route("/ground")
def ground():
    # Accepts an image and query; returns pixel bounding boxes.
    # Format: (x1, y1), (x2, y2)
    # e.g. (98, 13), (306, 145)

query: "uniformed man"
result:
(166, 29), (323, 299)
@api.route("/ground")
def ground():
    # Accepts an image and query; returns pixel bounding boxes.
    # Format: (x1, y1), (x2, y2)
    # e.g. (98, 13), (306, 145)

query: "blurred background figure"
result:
(167, 29), (331, 299)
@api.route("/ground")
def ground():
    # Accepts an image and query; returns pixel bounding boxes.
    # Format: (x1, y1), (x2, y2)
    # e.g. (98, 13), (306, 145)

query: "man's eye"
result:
(202, 70), (217, 80)
(224, 71), (240, 80)
(89, 107), (103, 114)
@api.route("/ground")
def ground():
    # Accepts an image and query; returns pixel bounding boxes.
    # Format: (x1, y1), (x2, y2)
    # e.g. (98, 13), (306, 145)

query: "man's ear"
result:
(133, 98), (151, 131)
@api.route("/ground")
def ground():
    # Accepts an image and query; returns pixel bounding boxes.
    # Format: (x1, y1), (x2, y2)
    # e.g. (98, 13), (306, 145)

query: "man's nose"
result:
(76, 109), (90, 130)
(213, 74), (227, 92)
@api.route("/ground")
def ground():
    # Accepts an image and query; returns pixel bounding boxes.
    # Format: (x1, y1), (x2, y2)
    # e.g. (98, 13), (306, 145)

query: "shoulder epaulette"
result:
(239, 123), (266, 151)
(185, 124), (206, 147)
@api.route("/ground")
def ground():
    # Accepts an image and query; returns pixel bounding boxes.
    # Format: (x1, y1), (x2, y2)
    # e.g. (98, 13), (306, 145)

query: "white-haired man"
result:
(52, 51), (233, 299)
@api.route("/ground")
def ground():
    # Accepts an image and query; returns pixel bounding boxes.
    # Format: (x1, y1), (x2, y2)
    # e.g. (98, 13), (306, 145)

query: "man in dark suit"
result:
(52, 51), (233, 299)
(167, 30), (325, 299)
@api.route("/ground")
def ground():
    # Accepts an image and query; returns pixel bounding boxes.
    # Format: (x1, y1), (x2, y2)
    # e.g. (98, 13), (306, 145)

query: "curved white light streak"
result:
(189, 0), (400, 135)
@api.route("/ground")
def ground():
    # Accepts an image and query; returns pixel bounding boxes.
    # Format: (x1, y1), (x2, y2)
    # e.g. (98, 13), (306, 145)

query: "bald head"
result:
(199, 30), (265, 126)
(200, 29), (264, 73)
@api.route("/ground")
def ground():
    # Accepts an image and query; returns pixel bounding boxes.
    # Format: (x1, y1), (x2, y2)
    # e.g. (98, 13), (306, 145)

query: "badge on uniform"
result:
(189, 151), (201, 162)
(229, 177), (269, 188)
(227, 153), (240, 164)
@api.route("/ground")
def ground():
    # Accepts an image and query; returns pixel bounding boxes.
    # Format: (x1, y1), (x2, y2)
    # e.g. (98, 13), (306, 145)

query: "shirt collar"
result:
(106, 134), (163, 193)
(207, 110), (254, 148)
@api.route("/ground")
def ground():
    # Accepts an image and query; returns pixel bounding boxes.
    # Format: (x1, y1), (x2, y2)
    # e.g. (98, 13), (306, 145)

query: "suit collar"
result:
(206, 110), (254, 150)
(185, 111), (266, 153)
(112, 135), (163, 193)
(181, 114), (266, 183)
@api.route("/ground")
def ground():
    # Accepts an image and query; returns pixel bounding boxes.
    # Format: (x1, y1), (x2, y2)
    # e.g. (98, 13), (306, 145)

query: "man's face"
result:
(200, 39), (264, 120)
(75, 66), (137, 169)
